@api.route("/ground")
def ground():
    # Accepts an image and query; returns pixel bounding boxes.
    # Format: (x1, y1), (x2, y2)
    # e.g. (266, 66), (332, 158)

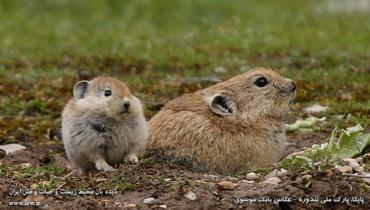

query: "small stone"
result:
(124, 203), (137, 208)
(335, 165), (353, 174)
(164, 178), (171, 182)
(20, 163), (32, 168)
(325, 169), (334, 177)
(0, 144), (26, 154)
(216, 180), (237, 190)
(261, 177), (281, 185)
(184, 191), (197, 200)
(240, 180), (255, 184)
(143, 197), (155, 205)
(277, 169), (288, 177)
(159, 204), (167, 209)
(342, 158), (360, 171)
(225, 176), (238, 182)
(245, 172), (260, 181)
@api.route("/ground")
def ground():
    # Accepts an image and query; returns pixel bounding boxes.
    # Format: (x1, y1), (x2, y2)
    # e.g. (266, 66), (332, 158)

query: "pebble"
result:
(342, 158), (361, 171)
(277, 168), (288, 177)
(184, 191), (197, 200)
(261, 177), (281, 185)
(240, 180), (255, 184)
(159, 204), (167, 209)
(164, 178), (171, 182)
(335, 165), (353, 174)
(0, 144), (26, 154)
(266, 169), (288, 178)
(225, 176), (238, 182)
(245, 172), (260, 181)
(20, 163), (32, 168)
(143, 197), (155, 205)
(123, 204), (137, 208)
(216, 180), (237, 190)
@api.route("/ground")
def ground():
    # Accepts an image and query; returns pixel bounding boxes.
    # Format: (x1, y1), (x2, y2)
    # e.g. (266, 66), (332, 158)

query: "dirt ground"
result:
(1, 128), (369, 210)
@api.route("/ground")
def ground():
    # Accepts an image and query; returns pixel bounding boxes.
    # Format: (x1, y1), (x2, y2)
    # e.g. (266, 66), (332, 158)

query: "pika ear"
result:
(208, 95), (236, 116)
(73, 80), (89, 99)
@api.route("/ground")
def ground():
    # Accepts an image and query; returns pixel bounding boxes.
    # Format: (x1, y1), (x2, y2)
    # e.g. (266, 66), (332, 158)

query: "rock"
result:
(164, 178), (171, 182)
(240, 180), (255, 184)
(143, 197), (155, 205)
(216, 180), (237, 190)
(261, 177), (281, 185)
(0, 144), (26, 155)
(225, 176), (238, 182)
(325, 169), (334, 177)
(335, 165), (353, 174)
(245, 172), (260, 181)
(159, 204), (167, 209)
(304, 104), (328, 114)
(277, 169), (288, 177)
(342, 158), (361, 171)
(267, 168), (288, 177)
(20, 163), (32, 168)
(114, 201), (121, 206)
(184, 191), (197, 200)
(123, 204), (137, 208)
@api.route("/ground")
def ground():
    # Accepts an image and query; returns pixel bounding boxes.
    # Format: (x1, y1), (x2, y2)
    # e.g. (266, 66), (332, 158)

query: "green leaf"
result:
(301, 124), (370, 160)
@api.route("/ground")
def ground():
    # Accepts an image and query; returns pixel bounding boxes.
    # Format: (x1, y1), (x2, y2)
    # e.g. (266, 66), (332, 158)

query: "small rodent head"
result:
(202, 68), (296, 121)
(72, 76), (143, 119)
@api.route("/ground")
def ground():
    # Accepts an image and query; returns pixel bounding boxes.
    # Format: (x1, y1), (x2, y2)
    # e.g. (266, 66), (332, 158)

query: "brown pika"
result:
(146, 68), (296, 174)
(62, 76), (148, 174)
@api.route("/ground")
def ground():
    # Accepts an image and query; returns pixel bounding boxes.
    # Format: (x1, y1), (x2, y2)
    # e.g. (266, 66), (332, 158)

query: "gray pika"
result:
(62, 76), (148, 174)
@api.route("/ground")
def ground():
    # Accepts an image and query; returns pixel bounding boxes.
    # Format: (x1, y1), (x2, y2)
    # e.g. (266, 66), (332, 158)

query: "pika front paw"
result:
(95, 159), (116, 171)
(125, 153), (139, 163)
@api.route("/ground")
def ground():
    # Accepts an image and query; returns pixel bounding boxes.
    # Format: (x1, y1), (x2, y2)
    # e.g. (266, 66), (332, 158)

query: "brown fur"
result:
(146, 68), (296, 174)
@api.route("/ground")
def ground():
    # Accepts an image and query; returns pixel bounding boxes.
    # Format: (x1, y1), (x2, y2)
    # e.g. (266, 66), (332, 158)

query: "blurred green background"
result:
(0, 0), (369, 142)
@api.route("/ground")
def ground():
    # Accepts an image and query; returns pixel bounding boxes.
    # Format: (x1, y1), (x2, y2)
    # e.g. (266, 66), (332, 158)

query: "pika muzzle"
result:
(122, 101), (130, 113)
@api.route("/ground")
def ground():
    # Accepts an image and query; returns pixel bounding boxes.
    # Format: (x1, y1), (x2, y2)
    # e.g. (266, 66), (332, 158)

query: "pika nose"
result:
(123, 101), (130, 112)
(290, 82), (296, 91)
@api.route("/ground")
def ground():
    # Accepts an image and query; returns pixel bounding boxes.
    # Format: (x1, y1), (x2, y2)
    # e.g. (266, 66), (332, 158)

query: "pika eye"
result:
(254, 77), (269, 87)
(104, 90), (112, 97)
